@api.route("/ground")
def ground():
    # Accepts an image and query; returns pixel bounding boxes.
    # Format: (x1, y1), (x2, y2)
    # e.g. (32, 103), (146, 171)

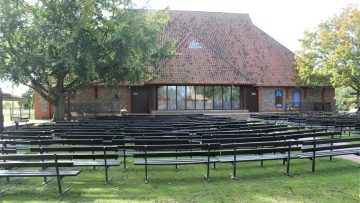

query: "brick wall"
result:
(34, 92), (52, 119)
(258, 87), (335, 112)
(34, 85), (130, 119)
(34, 85), (335, 118)
(70, 85), (130, 113)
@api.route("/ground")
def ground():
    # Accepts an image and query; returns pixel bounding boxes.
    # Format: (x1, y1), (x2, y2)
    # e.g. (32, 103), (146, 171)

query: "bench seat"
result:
(117, 150), (139, 157)
(217, 154), (298, 163)
(298, 148), (360, 158)
(134, 158), (219, 165)
(73, 160), (121, 166)
(0, 169), (81, 177)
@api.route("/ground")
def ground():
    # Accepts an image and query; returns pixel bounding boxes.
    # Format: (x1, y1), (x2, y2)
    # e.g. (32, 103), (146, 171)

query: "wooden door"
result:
(131, 86), (149, 113)
(245, 87), (259, 112)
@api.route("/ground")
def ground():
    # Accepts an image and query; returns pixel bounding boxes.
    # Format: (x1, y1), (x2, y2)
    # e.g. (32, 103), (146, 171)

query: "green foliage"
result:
(293, 5), (360, 94)
(335, 87), (357, 111)
(21, 88), (34, 109)
(2, 101), (11, 109)
(0, 0), (175, 120)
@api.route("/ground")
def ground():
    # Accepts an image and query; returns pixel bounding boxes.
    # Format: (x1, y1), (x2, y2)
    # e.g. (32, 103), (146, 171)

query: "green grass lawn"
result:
(0, 157), (359, 203)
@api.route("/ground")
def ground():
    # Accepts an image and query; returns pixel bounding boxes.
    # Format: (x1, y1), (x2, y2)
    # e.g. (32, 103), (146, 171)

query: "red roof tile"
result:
(148, 10), (295, 86)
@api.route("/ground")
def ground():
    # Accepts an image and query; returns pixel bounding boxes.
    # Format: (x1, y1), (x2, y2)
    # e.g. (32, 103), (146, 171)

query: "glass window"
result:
(188, 40), (202, 49)
(293, 90), (301, 107)
(157, 85), (245, 111)
(204, 86), (214, 109)
(196, 86), (205, 110)
(157, 86), (167, 110)
(186, 86), (196, 110)
(232, 86), (240, 110)
(275, 90), (284, 108)
(214, 86), (222, 109)
(223, 86), (232, 110)
(177, 86), (186, 110)
(168, 86), (176, 110)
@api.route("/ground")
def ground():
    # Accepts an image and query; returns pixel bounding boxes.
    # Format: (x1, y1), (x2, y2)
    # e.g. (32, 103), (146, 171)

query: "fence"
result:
(2, 107), (33, 122)
(65, 102), (120, 114)
(284, 102), (332, 112)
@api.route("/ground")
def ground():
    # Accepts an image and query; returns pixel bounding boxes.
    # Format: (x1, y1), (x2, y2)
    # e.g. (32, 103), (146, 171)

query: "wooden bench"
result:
(3, 130), (53, 136)
(198, 131), (340, 144)
(114, 138), (201, 171)
(30, 146), (120, 183)
(0, 154), (81, 197)
(299, 137), (360, 173)
(12, 117), (30, 129)
(133, 143), (220, 183)
(217, 140), (302, 179)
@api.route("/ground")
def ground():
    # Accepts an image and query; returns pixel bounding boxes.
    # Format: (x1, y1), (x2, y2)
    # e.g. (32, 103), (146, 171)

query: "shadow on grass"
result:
(0, 158), (359, 202)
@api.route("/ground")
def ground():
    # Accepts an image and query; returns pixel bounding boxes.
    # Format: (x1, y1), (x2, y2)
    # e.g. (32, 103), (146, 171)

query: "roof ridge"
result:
(168, 10), (251, 16)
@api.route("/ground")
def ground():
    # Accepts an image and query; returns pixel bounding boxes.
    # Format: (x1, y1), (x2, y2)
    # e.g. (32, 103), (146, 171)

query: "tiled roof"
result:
(147, 10), (295, 86)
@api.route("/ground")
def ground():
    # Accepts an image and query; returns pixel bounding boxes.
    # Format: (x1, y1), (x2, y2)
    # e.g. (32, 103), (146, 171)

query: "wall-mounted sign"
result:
(251, 92), (256, 96)
(132, 92), (139, 96)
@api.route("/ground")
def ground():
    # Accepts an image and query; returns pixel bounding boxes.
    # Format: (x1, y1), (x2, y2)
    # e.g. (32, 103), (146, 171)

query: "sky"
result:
(1, 0), (358, 96)
(135, 0), (358, 51)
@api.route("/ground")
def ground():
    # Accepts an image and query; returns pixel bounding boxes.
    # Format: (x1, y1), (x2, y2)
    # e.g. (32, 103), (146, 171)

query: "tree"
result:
(293, 5), (360, 107)
(335, 87), (357, 111)
(22, 88), (34, 109)
(0, 0), (175, 121)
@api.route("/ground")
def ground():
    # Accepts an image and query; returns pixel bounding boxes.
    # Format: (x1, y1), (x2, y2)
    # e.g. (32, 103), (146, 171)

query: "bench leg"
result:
(41, 177), (55, 185)
(123, 156), (128, 172)
(230, 161), (238, 180)
(311, 156), (316, 173)
(213, 162), (216, 170)
(305, 158), (317, 174)
(281, 158), (292, 176)
(144, 164), (148, 184)
(203, 163), (211, 182)
(56, 176), (70, 198)
(105, 166), (113, 185)
(57, 174), (63, 196)
(103, 150), (112, 185)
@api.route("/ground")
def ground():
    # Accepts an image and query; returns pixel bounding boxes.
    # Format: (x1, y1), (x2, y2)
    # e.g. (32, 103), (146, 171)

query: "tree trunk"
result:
(53, 95), (65, 121)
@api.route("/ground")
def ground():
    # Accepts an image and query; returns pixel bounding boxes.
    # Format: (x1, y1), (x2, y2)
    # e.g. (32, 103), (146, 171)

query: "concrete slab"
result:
(4, 119), (52, 127)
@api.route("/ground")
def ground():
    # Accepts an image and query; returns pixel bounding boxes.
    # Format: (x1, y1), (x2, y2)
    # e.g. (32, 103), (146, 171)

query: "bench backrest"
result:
(302, 137), (360, 152)
(30, 146), (118, 153)
(30, 139), (105, 145)
(0, 153), (118, 160)
(132, 143), (221, 151)
(3, 130), (52, 136)
(0, 161), (74, 168)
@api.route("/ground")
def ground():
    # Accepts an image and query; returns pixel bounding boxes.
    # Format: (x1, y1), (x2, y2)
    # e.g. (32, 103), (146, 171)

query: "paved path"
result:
(4, 119), (51, 128)
(338, 154), (360, 163)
